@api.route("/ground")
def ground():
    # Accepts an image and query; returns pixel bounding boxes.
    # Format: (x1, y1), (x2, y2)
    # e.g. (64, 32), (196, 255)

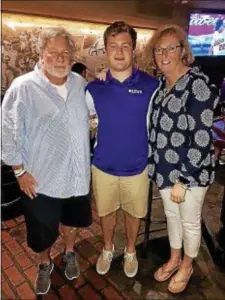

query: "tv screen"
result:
(188, 13), (225, 57)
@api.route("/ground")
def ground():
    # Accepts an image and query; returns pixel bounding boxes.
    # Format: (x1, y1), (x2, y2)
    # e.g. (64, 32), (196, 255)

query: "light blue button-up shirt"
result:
(2, 65), (90, 198)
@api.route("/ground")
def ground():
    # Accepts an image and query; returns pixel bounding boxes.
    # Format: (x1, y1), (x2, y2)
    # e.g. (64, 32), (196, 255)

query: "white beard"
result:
(45, 65), (70, 78)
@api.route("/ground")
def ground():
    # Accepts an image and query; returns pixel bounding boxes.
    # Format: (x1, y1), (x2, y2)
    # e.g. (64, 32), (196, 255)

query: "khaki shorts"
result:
(91, 165), (149, 218)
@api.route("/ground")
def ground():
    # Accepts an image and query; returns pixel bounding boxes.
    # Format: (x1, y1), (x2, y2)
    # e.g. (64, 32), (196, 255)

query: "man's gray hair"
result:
(37, 27), (75, 55)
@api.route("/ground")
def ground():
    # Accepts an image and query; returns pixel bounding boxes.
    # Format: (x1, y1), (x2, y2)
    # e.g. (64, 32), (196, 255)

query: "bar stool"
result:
(139, 180), (167, 258)
(202, 117), (225, 266)
(2, 163), (23, 220)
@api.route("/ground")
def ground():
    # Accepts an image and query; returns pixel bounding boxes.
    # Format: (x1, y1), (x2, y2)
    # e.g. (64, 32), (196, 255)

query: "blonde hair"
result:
(37, 27), (75, 56)
(144, 24), (194, 68)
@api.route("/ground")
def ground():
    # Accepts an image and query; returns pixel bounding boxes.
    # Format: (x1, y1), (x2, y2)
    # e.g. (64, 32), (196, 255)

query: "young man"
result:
(2, 27), (92, 295)
(86, 21), (158, 278)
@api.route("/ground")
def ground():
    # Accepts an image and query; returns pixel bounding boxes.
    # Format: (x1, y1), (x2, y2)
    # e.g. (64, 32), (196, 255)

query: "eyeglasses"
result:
(154, 44), (182, 55)
(47, 51), (70, 59)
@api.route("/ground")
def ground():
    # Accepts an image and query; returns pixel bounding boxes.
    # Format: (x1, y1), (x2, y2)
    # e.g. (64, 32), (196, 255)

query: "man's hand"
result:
(170, 183), (187, 203)
(96, 69), (107, 81)
(90, 115), (98, 131)
(17, 172), (38, 199)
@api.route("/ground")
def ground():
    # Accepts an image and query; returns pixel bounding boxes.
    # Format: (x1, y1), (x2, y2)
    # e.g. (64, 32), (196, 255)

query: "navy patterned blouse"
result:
(148, 67), (219, 190)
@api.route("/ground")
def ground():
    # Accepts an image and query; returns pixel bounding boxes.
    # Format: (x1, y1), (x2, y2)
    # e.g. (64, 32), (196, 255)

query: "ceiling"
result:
(2, 0), (225, 29)
(175, 0), (225, 10)
(137, 0), (225, 14)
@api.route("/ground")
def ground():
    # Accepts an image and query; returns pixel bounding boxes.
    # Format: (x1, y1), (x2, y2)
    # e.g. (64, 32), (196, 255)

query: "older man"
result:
(2, 28), (92, 295)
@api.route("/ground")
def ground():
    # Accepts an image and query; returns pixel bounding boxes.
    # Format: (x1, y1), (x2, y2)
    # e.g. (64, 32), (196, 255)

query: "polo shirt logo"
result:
(128, 89), (143, 94)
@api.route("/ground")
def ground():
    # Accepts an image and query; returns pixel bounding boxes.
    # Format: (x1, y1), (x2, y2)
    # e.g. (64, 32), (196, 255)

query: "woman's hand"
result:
(17, 172), (38, 199)
(170, 183), (186, 203)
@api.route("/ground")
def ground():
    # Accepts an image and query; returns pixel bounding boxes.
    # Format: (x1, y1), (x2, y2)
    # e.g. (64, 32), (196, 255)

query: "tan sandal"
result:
(168, 267), (193, 294)
(154, 263), (181, 282)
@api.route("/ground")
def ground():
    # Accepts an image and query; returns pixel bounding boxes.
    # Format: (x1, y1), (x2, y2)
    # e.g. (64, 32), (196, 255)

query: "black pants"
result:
(22, 193), (92, 253)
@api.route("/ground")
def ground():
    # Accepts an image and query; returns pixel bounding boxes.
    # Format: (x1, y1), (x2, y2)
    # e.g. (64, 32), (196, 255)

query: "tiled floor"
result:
(1, 180), (225, 300)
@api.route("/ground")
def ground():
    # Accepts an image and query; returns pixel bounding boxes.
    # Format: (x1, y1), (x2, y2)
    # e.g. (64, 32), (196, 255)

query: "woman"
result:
(145, 25), (219, 293)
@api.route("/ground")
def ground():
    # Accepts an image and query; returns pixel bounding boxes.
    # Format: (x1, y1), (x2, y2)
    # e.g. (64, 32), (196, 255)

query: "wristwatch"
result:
(178, 176), (190, 185)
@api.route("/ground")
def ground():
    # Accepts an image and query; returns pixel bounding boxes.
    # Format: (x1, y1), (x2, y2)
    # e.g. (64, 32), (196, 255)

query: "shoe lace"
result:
(64, 252), (77, 266)
(38, 264), (50, 282)
(124, 252), (136, 263)
(102, 249), (113, 262)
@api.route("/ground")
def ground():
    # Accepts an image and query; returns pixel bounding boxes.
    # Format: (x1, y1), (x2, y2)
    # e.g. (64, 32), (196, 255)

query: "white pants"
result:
(160, 186), (208, 258)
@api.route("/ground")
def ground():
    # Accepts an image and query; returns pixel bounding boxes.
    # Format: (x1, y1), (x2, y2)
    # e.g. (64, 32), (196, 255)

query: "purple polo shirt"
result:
(86, 68), (158, 176)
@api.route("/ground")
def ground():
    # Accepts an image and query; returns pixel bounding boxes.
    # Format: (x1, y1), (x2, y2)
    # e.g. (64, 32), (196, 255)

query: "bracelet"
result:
(15, 169), (26, 178)
(14, 168), (24, 175)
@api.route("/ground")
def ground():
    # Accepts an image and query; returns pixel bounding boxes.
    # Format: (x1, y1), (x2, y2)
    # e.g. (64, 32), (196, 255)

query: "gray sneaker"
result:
(63, 251), (80, 280)
(35, 262), (54, 295)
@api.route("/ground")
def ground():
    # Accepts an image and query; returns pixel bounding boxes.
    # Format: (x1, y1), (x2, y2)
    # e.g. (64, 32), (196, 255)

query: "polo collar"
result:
(106, 67), (140, 85)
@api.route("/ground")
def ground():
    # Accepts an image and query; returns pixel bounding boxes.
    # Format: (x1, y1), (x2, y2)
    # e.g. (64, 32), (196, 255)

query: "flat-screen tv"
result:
(188, 12), (225, 57)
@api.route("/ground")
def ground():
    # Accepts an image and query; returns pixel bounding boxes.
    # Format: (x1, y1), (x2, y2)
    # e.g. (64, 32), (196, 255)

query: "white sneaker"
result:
(123, 248), (138, 278)
(96, 245), (115, 275)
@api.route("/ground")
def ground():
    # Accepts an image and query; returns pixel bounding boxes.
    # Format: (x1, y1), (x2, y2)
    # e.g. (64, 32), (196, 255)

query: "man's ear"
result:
(81, 70), (86, 78)
(39, 56), (44, 66)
